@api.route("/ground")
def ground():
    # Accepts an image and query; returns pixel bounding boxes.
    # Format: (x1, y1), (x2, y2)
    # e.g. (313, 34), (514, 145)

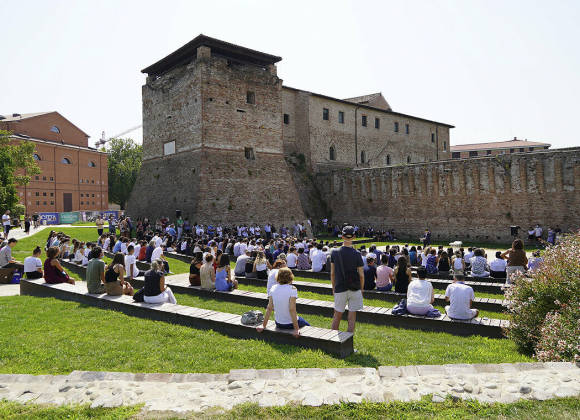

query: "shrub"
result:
(505, 233), (580, 362)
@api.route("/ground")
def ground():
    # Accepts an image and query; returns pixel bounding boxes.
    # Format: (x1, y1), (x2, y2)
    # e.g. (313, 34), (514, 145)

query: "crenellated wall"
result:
(318, 148), (580, 243)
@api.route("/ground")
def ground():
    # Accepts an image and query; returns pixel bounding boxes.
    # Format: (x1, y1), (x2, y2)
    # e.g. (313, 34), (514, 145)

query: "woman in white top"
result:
(286, 247), (298, 269)
(267, 260), (286, 295)
(406, 267), (435, 315)
(253, 251), (271, 280)
(24, 247), (43, 279)
(74, 243), (85, 264)
(257, 268), (310, 338)
(451, 250), (465, 274)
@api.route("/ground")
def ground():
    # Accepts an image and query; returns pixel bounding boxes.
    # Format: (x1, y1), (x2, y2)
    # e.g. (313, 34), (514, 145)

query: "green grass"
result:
(1, 397), (579, 419)
(0, 294), (530, 375)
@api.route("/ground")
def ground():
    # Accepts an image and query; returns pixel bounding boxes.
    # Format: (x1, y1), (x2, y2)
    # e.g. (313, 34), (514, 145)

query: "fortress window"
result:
(469, 151), (478, 157)
(375, 118), (380, 129)
(33, 153), (41, 161)
(519, 148), (525, 152)
(452, 152), (460, 158)
(323, 108), (329, 120)
(431, 133), (435, 143)
(244, 147), (255, 160)
(360, 151), (366, 163)
(386, 155), (391, 165)
(338, 111), (344, 124)
(405, 124), (410, 134)
(394, 122), (399, 132)
(487, 150), (492, 155)
(283, 114), (289, 124)
(89, 161), (96, 167)
(163, 141), (176, 156)
(61, 157), (71, 164)
(246, 91), (255, 104)
(361, 115), (367, 127)
(407, 156), (411, 163)
(529, 147), (534, 152)
(329, 146), (336, 161)
(443, 141), (447, 151)
(510, 148), (515, 153)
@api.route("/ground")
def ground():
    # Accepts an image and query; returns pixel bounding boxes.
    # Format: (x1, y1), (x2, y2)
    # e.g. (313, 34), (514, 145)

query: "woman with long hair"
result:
(393, 255), (412, 294)
(44, 246), (74, 285)
(253, 251), (271, 280)
(104, 252), (133, 296)
(189, 252), (203, 286)
(215, 254), (238, 291)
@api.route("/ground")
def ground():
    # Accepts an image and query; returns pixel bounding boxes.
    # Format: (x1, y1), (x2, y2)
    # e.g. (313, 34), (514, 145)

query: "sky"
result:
(1, 0), (579, 149)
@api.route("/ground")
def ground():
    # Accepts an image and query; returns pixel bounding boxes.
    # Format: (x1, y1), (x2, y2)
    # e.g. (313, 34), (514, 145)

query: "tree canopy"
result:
(0, 130), (40, 213)
(107, 138), (143, 210)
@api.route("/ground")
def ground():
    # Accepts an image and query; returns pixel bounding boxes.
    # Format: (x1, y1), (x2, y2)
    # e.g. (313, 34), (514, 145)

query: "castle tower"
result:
(127, 35), (307, 226)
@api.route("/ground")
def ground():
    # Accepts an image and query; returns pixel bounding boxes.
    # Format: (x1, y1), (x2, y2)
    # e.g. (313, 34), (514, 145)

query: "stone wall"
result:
(318, 148), (580, 243)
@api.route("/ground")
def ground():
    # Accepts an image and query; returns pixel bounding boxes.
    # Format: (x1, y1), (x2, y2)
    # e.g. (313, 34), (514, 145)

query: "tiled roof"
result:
(0, 112), (52, 122)
(451, 139), (551, 151)
(343, 93), (383, 103)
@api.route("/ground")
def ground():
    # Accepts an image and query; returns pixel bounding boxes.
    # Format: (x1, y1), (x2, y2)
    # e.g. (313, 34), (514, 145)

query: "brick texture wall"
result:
(317, 148), (580, 243)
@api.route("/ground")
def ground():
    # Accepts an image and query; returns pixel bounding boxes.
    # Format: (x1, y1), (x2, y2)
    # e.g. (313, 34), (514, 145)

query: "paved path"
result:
(0, 362), (577, 414)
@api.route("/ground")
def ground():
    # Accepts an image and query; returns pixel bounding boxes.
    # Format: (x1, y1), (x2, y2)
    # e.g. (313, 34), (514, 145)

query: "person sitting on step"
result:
(104, 252), (133, 296)
(44, 246), (75, 285)
(406, 267), (435, 316)
(489, 251), (507, 278)
(363, 256), (377, 290)
(445, 273), (478, 320)
(200, 253), (216, 290)
(189, 252), (203, 286)
(470, 248), (490, 278)
(425, 248), (439, 275)
(257, 267), (310, 338)
(375, 254), (394, 291)
(143, 259), (177, 304)
(23, 246), (43, 280)
(215, 254), (238, 291)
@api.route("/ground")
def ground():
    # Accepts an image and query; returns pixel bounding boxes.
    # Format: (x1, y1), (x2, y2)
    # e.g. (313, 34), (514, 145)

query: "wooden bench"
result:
(19, 279), (354, 357)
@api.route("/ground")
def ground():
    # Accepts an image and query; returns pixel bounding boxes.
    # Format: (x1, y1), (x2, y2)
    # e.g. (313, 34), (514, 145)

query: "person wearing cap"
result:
(330, 225), (364, 333)
(444, 273), (478, 320)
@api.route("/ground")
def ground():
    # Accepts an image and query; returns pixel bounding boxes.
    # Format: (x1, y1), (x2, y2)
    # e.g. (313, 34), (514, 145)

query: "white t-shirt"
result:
(124, 254), (139, 278)
(103, 238), (111, 251)
(151, 247), (163, 262)
(234, 255), (248, 275)
(154, 236), (163, 248)
(311, 251), (327, 272)
(24, 256), (42, 273)
(233, 243), (241, 257)
(270, 283), (298, 325)
(489, 258), (507, 272)
(267, 269), (280, 295)
(239, 243), (248, 255)
(286, 253), (298, 268)
(445, 283), (475, 319)
(535, 227), (543, 237)
(134, 244), (141, 259)
(421, 253), (428, 267)
(2, 214), (10, 226)
(453, 257), (464, 270)
(120, 243), (128, 255)
(463, 252), (474, 263)
(407, 280), (433, 308)
(74, 249), (84, 263)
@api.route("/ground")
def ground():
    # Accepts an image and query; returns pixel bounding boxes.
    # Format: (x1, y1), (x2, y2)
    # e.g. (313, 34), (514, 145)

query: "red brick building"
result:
(451, 137), (550, 159)
(0, 112), (108, 213)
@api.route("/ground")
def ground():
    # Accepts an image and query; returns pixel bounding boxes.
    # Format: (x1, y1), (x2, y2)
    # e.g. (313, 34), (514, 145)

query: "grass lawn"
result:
(1, 397), (580, 419)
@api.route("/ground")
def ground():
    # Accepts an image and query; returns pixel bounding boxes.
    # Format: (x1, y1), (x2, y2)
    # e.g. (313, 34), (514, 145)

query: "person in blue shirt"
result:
(363, 257), (377, 290)
(112, 238), (122, 253)
(409, 246), (418, 265)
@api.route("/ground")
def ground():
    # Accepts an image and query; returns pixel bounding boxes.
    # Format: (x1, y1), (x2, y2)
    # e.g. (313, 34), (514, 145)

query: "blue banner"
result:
(102, 211), (118, 219)
(39, 212), (59, 225)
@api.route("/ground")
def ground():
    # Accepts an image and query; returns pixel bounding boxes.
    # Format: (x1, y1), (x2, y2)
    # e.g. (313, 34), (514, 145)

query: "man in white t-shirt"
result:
(234, 251), (250, 277)
(407, 267), (435, 315)
(151, 245), (170, 273)
(463, 248), (474, 264)
(238, 240), (248, 256)
(124, 245), (141, 280)
(445, 274), (478, 320)
(311, 245), (327, 272)
(535, 224), (543, 240)
(2, 210), (11, 237)
(286, 247), (298, 269)
(233, 241), (241, 257)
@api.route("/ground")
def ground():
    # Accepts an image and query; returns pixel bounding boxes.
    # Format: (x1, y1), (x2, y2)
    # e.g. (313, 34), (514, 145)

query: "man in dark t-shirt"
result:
(330, 225), (364, 333)
(363, 257), (377, 290)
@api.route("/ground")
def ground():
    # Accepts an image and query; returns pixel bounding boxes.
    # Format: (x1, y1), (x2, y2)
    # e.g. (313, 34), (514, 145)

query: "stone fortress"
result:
(127, 35), (580, 242)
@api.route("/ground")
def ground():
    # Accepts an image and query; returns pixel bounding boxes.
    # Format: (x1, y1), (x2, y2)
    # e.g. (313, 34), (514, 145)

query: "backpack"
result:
(241, 310), (264, 326)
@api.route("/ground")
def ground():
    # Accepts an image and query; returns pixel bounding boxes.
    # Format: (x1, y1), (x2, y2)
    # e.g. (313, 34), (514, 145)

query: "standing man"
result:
(108, 215), (116, 234)
(96, 215), (105, 237)
(330, 225), (364, 333)
(2, 210), (11, 238)
(176, 215), (184, 241)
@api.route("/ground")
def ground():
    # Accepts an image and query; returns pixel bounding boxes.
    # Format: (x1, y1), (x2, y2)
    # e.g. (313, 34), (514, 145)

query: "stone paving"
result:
(0, 363), (577, 414)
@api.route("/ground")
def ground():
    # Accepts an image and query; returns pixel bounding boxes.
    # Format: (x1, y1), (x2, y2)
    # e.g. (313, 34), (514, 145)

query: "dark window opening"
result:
(431, 133), (435, 143)
(283, 114), (289, 124)
(338, 111), (344, 124)
(61, 157), (71, 164)
(405, 124), (410, 134)
(443, 141), (447, 151)
(360, 151), (366, 163)
(244, 147), (255, 160)
(329, 146), (336, 161)
(361, 115), (367, 127)
(42, 176), (46, 181)
(469, 151), (478, 157)
(323, 108), (329, 120)
(519, 148), (525, 152)
(236, 109), (246, 113)
(386, 155), (391, 165)
(33, 153), (41, 161)
(246, 91), (255, 104)
(89, 161), (96, 167)
(452, 152), (461, 159)
(394, 122), (399, 132)
(510, 148), (515, 153)
(35, 192), (39, 196)
(35, 176), (39, 180)
(49, 177), (53, 181)
(486, 150), (492, 155)
(42, 192), (46, 197)
(374, 118), (380, 129)
(407, 156), (411, 163)
(529, 147), (534, 152)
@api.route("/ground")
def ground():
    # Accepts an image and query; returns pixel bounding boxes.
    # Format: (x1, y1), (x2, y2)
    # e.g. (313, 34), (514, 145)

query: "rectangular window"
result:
(374, 118), (380, 129)
(36, 201), (39, 205)
(469, 151), (478, 157)
(42, 176), (46, 181)
(92, 194), (95, 197)
(452, 152), (461, 159)
(529, 147), (534, 152)
(283, 114), (289, 124)
(244, 147), (255, 160)
(519, 148), (525, 152)
(163, 141), (176, 156)
(35, 192), (39, 196)
(91, 180), (94, 184)
(443, 141), (447, 151)
(43, 201), (47, 205)
(80, 201), (83, 205)
(42, 192), (46, 197)
(338, 111), (344, 124)
(487, 150), (492, 155)
(50, 192), (53, 197)
(323, 108), (329, 120)
(246, 91), (255, 104)
(431, 133), (435, 143)
(394, 122), (399, 132)
(50, 201), (54, 205)
(405, 124), (410, 134)
(35, 176), (39, 180)
(50, 177), (54, 181)
(80, 179), (83, 183)
(361, 115), (367, 127)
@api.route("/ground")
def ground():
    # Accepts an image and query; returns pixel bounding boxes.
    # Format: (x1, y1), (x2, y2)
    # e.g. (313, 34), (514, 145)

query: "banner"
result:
(102, 211), (118, 219)
(39, 212), (59, 225)
(59, 212), (80, 224)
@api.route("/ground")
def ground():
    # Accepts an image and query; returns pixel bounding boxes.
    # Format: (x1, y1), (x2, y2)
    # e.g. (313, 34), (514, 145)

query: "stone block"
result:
(378, 366), (402, 378)
(228, 369), (257, 382)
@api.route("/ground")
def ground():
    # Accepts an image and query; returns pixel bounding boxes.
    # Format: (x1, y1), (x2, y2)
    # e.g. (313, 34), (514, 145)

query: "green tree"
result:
(0, 130), (40, 212)
(107, 138), (143, 210)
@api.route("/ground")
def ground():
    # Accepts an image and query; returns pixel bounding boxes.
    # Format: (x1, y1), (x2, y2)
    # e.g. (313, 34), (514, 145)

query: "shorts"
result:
(334, 290), (363, 313)
(105, 280), (124, 296)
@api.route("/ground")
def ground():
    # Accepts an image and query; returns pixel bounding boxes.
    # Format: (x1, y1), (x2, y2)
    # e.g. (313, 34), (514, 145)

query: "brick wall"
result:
(318, 148), (580, 243)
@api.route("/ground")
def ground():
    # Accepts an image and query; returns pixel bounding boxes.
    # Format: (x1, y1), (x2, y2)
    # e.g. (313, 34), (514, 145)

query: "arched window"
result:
(88, 161), (96, 167)
(33, 153), (41, 161)
(360, 151), (366, 164)
(385, 155), (391, 165)
(329, 146), (336, 161)
(407, 156), (411, 163)
(50, 125), (60, 133)
(61, 157), (72, 164)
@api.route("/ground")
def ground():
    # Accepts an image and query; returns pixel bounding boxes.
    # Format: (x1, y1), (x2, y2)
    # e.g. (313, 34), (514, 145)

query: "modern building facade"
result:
(451, 137), (550, 159)
(0, 112), (108, 214)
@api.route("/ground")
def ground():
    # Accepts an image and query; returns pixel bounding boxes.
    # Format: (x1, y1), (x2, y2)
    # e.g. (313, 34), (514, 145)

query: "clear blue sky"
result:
(1, 0), (579, 148)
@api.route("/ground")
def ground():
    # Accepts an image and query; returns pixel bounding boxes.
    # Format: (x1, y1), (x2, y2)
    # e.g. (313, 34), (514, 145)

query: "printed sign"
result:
(102, 211), (118, 219)
(39, 212), (59, 225)
(59, 212), (80, 224)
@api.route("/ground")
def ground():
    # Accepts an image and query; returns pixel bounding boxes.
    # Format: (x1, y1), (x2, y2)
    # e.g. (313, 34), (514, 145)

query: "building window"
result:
(329, 146), (336, 161)
(89, 161), (96, 167)
(407, 156), (411, 163)
(361, 115), (367, 127)
(443, 141), (447, 151)
(374, 118), (380, 129)
(35, 192), (39, 196)
(360, 151), (366, 163)
(42, 192), (46, 197)
(91, 194), (95, 197)
(510, 148), (515, 153)
(394, 122), (399, 132)
(244, 147), (255, 160)
(50, 192), (53, 197)
(35, 176), (39, 180)
(338, 111), (344, 124)
(529, 147), (534, 152)
(42, 176), (46, 181)
(50, 201), (54, 205)
(469, 151), (478, 157)
(50, 125), (60, 133)
(80, 201), (83, 205)
(49, 177), (53, 181)
(163, 141), (176, 156)
(452, 152), (460, 159)
(33, 153), (41, 161)
(43, 201), (47, 205)
(61, 157), (72, 164)
(283, 114), (289, 124)
(323, 108), (329, 120)
(91, 180), (94, 184)
(405, 124), (410, 134)
(80, 193), (83, 198)
(386, 155), (391, 165)
(519, 148), (525, 152)
(486, 150), (492, 155)
(431, 133), (435, 143)
(544, 146), (549, 150)
(246, 91), (255, 104)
